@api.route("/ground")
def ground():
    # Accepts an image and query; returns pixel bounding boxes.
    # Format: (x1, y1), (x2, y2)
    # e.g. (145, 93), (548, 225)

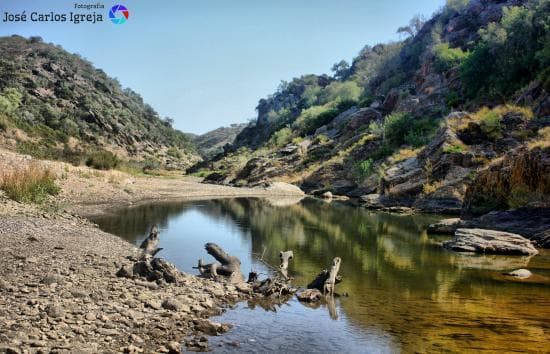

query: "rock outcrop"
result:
(442, 228), (539, 255)
(463, 146), (550, 216)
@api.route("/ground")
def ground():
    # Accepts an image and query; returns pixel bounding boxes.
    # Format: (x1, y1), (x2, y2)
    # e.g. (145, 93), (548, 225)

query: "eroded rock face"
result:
(442, 228), (539, 255)
(463, 146), (550, 216)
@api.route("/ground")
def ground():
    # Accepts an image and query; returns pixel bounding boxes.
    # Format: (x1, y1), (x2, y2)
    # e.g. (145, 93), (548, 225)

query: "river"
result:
(92, 197), (550, 353)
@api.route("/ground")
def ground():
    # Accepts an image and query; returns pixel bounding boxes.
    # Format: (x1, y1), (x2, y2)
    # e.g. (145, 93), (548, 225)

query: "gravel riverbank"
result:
(0, 149), (304, 353)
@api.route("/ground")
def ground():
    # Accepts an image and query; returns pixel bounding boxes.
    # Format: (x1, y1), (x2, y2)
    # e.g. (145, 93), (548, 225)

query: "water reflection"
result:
(93, 198), (550, 353)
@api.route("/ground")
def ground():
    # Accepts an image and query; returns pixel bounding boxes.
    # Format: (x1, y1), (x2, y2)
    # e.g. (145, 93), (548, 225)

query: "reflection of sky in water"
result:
(92, 198), (550, 353)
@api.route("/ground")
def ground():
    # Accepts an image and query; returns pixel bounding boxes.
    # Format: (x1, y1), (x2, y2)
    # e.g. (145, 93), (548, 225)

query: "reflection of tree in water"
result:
(199, 198), (550, 352)
(95, 198), (550, 352)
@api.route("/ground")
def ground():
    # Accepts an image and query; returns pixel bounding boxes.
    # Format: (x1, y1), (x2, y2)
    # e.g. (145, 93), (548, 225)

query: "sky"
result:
(0, 0), (445, 134)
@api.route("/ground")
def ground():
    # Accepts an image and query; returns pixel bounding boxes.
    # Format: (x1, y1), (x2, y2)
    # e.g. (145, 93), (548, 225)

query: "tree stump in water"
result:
(279, 250), (293, 279)
(323, 257), (341, 295)
(307, 257), (342, 293)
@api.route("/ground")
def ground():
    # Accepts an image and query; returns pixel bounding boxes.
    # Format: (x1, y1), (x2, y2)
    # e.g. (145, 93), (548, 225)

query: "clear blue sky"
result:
(0, 0), (445, 134)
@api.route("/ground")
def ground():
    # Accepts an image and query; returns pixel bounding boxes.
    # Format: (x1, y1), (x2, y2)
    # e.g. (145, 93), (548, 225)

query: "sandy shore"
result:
(0, 149), (303, 353)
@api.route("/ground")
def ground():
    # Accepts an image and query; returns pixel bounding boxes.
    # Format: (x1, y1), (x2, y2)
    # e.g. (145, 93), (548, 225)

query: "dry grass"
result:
(528, 127), (550, 149)
(422, 181), (441, 195)
(389, 148), (420, 163)
(451, 104), (534, 132)
(0, 163), (60, 203)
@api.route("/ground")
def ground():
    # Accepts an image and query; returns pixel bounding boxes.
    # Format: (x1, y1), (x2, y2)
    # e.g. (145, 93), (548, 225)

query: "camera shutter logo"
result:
(109, 4), (129, 24)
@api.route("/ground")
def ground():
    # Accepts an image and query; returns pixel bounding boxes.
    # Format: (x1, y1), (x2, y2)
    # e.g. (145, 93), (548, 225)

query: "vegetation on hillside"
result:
(0, 35), (198, 170)
(206, 0), (549, 213)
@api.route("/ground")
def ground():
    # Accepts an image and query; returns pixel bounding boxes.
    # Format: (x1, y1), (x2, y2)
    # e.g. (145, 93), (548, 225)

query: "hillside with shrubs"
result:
(197, 0), (550, 232)
(0, 35), (200, 172)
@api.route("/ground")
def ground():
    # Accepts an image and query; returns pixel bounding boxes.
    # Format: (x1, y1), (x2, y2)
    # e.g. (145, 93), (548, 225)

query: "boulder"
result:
(443, 228), (539, 255)
(460, 207), (550, 248)
(265, 182), (304, 196)
(344, 108), (381, 133)
(381, 90), (399, 113)
(202, 172), (227, 185)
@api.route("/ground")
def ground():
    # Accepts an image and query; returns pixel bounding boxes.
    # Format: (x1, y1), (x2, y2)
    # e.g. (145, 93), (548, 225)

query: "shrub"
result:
(167, 147), (182, 159)
(354, 158), (374, 181)
(446, 0), (469, 12)
(468, 105), (533, 141)
(383, 113), (436, 148)
(383, 112), (410, 146)
(358, 96), (374, 108)
(320, 81), (362, 104)
(0, 164), (60, 203)
(294, 105), (339, 135)
(336, 99), (358, 111)
(433, 43), (469, 73)
(0, 114), (8, 131)
(142, 157), (160, 173)
(269, 127), (293, 147)
(0, 87), (22, 115)
(460, 4), (549, 99)
(85, 150), (119, 170)
(479, 110), (502, 140)
(445, 91), (462, 108)
(314, 134), (330, 145)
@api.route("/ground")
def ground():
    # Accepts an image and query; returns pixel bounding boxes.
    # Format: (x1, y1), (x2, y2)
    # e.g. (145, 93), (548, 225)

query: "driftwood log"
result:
(247, 249), (297, 298)
(307, 257), (342, 294)
(195, 243), (244, 283)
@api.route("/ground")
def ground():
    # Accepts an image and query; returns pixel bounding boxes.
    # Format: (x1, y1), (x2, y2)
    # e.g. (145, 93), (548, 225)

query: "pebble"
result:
(0, 215), (250, 353)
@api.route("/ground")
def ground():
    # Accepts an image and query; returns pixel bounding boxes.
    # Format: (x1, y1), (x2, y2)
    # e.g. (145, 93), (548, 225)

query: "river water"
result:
(92, 198), (550, 353)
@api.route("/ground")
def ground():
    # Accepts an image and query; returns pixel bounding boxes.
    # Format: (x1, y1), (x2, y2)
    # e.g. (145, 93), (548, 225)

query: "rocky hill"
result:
(0, 35), (200, 170)
(197, 0), (550, 245)
(191, 123), (247, 158)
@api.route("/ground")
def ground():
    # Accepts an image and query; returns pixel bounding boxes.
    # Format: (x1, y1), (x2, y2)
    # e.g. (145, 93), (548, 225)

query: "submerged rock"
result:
(505, 269), (533, 279)
(296, 289), (323, 302)
(443, 228), (539, 255)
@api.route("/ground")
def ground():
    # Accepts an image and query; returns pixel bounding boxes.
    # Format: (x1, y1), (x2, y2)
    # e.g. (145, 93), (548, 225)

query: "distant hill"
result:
(0, 35), (200, 169)
(192, 123), (247, 158)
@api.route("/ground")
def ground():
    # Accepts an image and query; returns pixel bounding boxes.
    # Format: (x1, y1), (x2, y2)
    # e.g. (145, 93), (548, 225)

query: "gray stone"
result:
(161, 299), (182, 311)
(45, 304), (65, 318)
(443, 228), (539, 255)
(505, 269), (532, 279)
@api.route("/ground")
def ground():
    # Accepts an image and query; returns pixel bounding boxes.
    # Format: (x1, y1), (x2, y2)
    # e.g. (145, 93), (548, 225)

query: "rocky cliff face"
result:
(463, 145), (550, 215)
(0, 35), (200, 169)
(197, 0), (549, 234)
